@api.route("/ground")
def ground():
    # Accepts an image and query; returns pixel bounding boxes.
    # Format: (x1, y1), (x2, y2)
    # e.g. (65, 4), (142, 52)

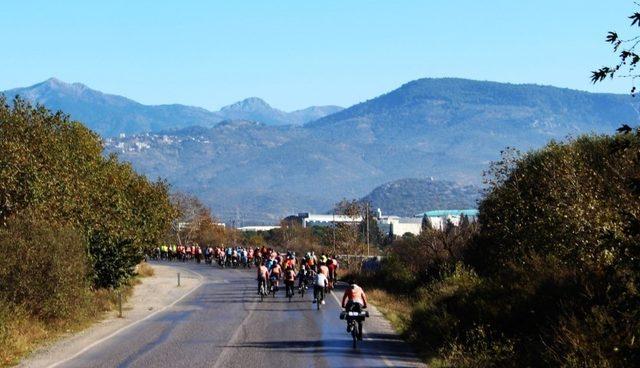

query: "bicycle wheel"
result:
(352, 323), (358, 349)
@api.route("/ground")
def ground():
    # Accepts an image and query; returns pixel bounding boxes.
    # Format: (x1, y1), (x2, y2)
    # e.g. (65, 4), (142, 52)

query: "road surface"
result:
(51, 262), (424, 368)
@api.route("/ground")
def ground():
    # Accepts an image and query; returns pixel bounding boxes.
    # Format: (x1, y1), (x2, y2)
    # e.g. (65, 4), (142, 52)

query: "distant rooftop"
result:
(416, 209), (479, 218)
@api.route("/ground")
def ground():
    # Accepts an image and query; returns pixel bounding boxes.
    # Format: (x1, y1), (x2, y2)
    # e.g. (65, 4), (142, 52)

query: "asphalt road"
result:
(54, 262), (424, 368)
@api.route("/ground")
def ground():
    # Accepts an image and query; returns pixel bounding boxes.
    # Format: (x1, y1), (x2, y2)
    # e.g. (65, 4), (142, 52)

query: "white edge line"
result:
(47, 267), (205, 368)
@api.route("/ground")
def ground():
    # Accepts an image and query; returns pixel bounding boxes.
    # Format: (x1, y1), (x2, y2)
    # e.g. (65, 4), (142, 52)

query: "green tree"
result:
(0, 96), (177, 288)
(421, 215), (433, 231)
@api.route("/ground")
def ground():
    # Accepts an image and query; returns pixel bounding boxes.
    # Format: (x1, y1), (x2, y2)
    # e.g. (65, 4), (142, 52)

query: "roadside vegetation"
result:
(348, 132), (640, 367)
(0, 97), (176, 366)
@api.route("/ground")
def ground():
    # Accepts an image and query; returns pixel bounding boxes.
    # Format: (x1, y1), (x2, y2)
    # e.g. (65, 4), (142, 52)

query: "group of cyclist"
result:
(153, 244), (208, 263)
(152, 243), (368, 340)
(153, 244), (260, 268)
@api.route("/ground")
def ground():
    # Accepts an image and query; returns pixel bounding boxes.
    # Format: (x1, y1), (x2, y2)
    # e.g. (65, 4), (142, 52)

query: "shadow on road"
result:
(219, 337), (418, 362)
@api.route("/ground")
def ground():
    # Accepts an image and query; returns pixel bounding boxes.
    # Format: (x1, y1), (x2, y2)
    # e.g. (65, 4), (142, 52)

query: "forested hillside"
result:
(359, 178), (481, 216)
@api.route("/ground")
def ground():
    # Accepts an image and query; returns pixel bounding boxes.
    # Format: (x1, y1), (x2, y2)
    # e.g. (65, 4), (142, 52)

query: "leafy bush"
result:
(378, 255), (418, 293)
(463, 133), (640, 366)
(407, 264), (482, 354)
(0, 97), (176, 288)
(363, 133), (640, 367)
(0, 215), (90, 320)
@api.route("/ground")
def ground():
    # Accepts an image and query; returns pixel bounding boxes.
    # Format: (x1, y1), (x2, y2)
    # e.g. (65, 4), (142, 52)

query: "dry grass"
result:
(0, 262), (153, 367)
(0, 304), (47, 367)
(136, 262), (155, 278)
(366, 288), (413, 334)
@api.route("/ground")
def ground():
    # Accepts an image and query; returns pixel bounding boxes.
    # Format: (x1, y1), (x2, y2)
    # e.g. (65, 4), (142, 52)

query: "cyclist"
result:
(270, 261), (282, 293)
(169, 244), (177, 261)
(284, 254), (296, 269)
(194, 244), (202, 263)
(341, 279), (368, 340)
(298, 263), (309, 290)
(327, 256), (339, 290)
(257, 261), (269, 294)
(284, 266), (297, 297)
(305, 252), (316, 272)
(318, 261), (329, 278)
(247, 247), (254, 266)
(177, 244), (185, 262)
(185, 244), (193, 261)
(313, 268), (328, 305)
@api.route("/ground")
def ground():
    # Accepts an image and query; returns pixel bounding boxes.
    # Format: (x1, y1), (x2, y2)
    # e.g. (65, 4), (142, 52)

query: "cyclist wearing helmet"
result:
(313, 268), (328, 305)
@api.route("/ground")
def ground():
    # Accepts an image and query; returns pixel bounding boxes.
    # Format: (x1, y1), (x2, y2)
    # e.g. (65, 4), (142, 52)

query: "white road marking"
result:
(47, 267), (206, 368)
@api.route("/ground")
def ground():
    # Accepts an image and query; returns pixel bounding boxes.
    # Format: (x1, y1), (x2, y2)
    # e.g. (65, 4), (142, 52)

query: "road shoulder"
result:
(331, 283), (427, 367)
(18, 263), (202, 368)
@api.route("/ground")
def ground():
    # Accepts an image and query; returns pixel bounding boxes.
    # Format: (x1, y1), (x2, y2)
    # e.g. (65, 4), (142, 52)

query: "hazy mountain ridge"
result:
(359, 178), (482, 217)
(102, 78), (639, 223)
(2, 78), (343, 136)
(8, 77), (637, 223)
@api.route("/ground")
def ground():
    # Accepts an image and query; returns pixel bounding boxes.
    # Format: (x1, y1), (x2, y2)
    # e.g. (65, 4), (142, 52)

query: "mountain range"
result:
(1, 78), (343, 136)
(3, 77), (638, 222)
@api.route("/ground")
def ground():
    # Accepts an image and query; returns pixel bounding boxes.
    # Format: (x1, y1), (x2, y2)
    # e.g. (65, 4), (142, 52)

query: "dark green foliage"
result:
(421, 215), (433, 231)
(89, 233), (136, 289)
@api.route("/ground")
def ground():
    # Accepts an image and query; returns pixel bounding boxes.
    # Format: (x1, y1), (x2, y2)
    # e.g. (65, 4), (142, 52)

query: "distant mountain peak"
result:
(220, 97), (275, 112)
(32, 77), (91, 95)
(44, 77), (64, 85)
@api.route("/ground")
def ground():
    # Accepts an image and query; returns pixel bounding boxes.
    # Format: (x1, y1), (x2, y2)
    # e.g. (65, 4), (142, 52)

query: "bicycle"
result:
(285, 281), (295, 302)
(258, 279), (267, 302)
(340, 308), (369, 349)
(299, 280), (308, 298)
(315, 285), (325, 310)
(269, 277), (278, 298)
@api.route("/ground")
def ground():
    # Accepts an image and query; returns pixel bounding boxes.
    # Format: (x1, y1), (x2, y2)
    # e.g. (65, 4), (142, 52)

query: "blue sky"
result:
(0, 0), (634, 110)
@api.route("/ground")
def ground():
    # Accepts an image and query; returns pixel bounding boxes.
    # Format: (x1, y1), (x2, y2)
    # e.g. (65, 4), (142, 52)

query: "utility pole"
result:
(332, 209), (336, 254)
(366, 202), (370, 258)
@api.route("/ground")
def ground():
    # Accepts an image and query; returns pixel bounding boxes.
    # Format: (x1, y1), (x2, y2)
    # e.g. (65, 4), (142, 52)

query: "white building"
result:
(377, 215), (423, 237)
(297, 212), (363, 228)
(238, 225), (280, 232)
(416, 209), (479, 231)
(376, 209), (479, 237)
